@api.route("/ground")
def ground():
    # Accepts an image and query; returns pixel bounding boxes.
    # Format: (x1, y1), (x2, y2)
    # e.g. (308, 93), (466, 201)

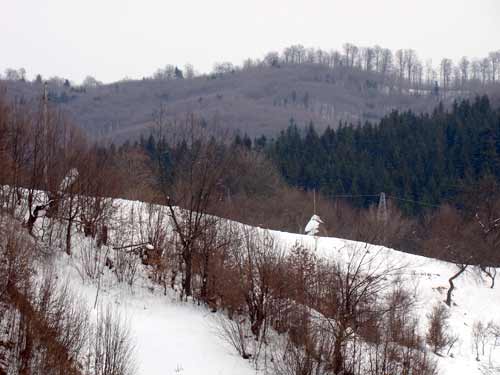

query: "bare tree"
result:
(471, 59), (481, 82)
(395, 49), (406, 91)
(373, 45), (383, 73)
(460, 176), (500, 288)
(343, 43), (359, 68)
(425, 204), (476, 306)
(82, 76), (102, 88)
(459, 57), (470, 86)
(412, 61), (424, 90)
(380, 48), (393, 79)
(440, 58), (453, 95)
(425, 59), (436, 87)
(480, 58), (492, 84)
(361, 47), (375, 72)
(316, 244), (403, 374)
(263, 51), (280, 67)
(490, 51), (500, 82)
(154, 116), (233, 298)
(404, 49), (418, 85)
(183, 63), (195, 79)
(472, 320), (489, 360)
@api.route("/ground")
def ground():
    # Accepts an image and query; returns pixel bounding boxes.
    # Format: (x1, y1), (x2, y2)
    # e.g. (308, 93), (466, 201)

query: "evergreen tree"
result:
(264, 96), (500, 215)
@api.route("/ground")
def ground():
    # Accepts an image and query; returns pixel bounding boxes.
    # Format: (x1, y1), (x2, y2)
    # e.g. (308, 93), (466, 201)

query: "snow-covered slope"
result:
(57, 256), (255, 375)
(274, 232), (500, 375)
(37, 198), (500, 375)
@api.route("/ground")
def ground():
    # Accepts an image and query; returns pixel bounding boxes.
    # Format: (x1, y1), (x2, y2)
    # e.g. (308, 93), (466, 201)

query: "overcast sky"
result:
(1, 0), (499, 83)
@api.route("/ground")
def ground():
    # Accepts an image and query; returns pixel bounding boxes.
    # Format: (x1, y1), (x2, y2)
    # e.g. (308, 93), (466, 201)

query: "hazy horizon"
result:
(2, 0), (499, 84)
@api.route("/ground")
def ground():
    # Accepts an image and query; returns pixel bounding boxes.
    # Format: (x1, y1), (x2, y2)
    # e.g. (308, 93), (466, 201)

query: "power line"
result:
(386, 195), (442, 208)
(329, 194), (379, 198)
(327, 192), (443, 208)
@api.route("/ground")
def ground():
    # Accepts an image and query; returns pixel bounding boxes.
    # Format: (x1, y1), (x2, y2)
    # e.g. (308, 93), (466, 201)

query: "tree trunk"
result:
(19, 318), (32, 375)
(183, 251), (192, 297)
(332, 337), (343, 375)
(66, 216), (73, 255)
(25, 204), (46, 234)
(446, 265), (467, 306)
(170, 269), (177, 290)
(481, 266), (496, 288)
(200, 254), (209, 302)
(25, 214), (37, 235)
(250, 310), (265, 339)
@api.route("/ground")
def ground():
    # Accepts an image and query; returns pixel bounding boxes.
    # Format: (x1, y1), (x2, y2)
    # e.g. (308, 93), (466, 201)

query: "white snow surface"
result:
(44, 198), (500, 375)
(57, 258), (255, 375)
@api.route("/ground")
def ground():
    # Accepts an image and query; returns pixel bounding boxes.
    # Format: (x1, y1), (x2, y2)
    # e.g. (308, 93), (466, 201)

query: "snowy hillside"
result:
(3, 193), (500, 375)
(281, 235), (500, 375)
(39, 198), (499, 375)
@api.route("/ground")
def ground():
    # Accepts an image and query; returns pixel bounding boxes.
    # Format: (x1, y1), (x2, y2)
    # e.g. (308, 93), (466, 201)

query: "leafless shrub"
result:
(2, 242), (137, 375)
(139, 203), (172, 289)
(215, 314), (252, 360)
(84, 306), (136, 375)
(110, 203), (171, 288)
(426, 302), (452, 355)
(112, 248), (140, 286)
(76, 239), (106, 282)
(385, 279), (419, 348)
(230, 228), (287, 341)
(360, 286), (438, 375)
(3, 271), (90, 375)
(0, 214), (35, 300)
(271, 337), (316, 375)
(271, 315), (334, 375)
(31, 273), (91, 374)
(316, 244), (404, 374)
(191, 221), (240, 306)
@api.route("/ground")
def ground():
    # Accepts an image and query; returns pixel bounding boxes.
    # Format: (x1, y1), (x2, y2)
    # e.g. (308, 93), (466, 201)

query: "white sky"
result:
(1, 0), (499, 83)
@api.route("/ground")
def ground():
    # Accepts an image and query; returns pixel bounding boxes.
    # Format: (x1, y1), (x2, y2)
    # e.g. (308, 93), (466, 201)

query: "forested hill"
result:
(0, 64), (442, 140)
(3, 61), (499, 142)
(264, 96), (500, 215)
(3, 44), (500, 142)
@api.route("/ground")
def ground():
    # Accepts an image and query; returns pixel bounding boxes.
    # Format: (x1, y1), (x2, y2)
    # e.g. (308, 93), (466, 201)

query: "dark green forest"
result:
(261, 96), (500, 215)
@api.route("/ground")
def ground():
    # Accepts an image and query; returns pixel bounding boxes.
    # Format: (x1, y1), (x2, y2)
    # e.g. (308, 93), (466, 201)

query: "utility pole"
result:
(42, 82), (49, 190)
(377, 192), (388, 222)
(313, 188), (316, 215)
